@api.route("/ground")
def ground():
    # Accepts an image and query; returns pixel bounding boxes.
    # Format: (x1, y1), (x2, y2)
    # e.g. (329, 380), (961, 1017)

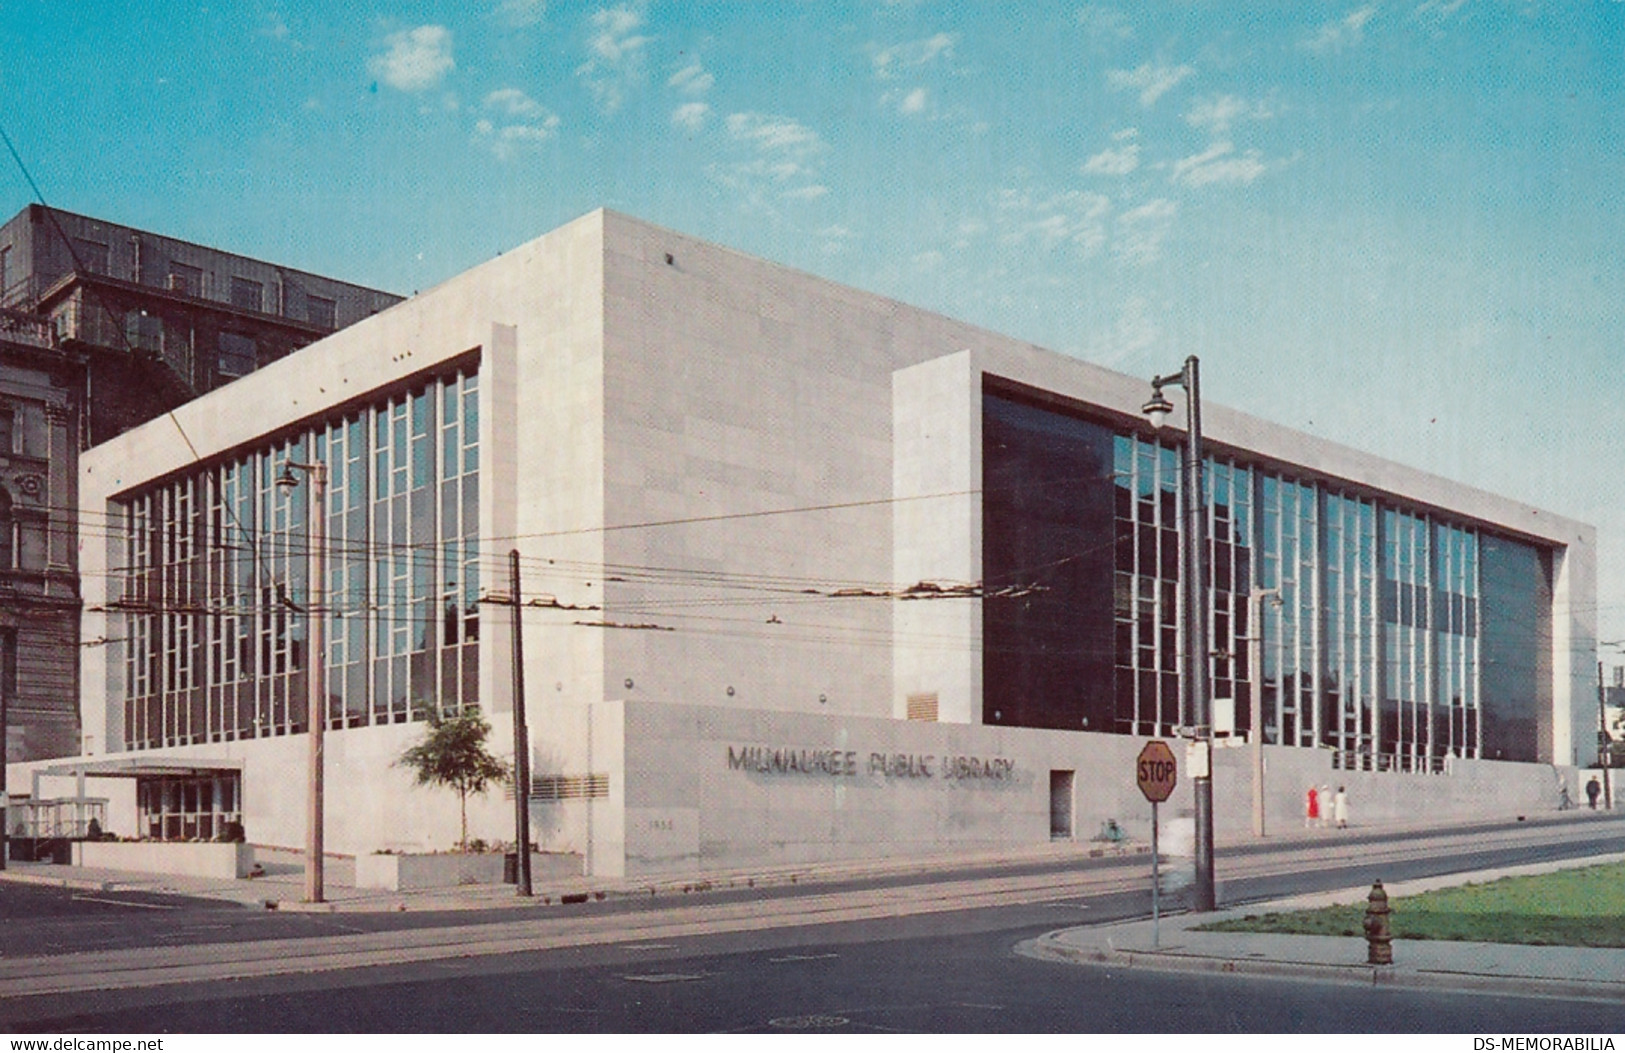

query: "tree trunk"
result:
(459, 789), (468, 852)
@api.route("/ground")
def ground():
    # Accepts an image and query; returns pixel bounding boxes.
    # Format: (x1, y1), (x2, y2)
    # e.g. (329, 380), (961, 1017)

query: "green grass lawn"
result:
(1198, 862), (1625, 947)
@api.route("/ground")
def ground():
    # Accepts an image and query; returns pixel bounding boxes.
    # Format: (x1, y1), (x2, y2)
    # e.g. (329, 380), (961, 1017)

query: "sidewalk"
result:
(1019, 852), (1625, 1006)
(0, 808), (1611, 914)
(0, 836), (1150, 914)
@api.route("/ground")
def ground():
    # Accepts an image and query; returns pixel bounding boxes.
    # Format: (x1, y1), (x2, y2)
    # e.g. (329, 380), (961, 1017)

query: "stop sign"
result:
(1136, 740), (1178, 803)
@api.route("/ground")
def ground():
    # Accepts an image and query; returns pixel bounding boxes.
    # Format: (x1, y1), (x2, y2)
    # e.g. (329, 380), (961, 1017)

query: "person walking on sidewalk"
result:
(1333, 786), (1348, 829)
(1587, 776), (1602, 810)
(1305, 785), (1320, 828)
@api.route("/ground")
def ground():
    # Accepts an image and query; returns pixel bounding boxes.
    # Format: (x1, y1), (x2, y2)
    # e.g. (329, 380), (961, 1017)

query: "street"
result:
(1, 814), (1621, 1032)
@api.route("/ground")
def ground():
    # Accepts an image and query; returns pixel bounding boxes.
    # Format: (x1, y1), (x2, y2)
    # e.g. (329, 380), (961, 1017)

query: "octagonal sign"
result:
(1136, 740), (1178, 803)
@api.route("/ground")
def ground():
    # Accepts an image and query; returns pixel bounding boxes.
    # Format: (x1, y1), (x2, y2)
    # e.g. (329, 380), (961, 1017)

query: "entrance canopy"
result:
(33, 757), (244, 780)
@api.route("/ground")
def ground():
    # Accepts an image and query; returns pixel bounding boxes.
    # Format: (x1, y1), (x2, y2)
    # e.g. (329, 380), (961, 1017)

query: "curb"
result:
(0, 871), (115, 893)
(1018, 932), (1625, 1006)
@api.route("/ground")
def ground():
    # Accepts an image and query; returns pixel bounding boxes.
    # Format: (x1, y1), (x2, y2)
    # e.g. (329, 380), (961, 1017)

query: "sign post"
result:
(1136, 740), (1178, 947)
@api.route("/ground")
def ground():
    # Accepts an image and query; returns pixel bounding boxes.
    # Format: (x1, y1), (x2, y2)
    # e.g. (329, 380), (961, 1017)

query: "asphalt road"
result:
(2, 814), (1621, 1032)
(9, 904), (1623, 1033)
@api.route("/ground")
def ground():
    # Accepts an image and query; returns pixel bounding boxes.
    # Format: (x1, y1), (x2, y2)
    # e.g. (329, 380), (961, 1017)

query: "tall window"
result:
(306, 296), (336, 329)
(168, 263), (202, 297)
(0, 488), (13, 569)
(230, 277), (263, 312)
(1, 628), (16, 763)
(218, 333), (257, 377)
(72, 239), (109, 275)
(117, 364), (479, 751)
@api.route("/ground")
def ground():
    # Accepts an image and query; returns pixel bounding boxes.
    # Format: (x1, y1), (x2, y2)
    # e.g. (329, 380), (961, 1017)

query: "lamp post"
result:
(1142, 355), (1216, 911)
(276, 458), (328, 903)
(1248, 587), (1281, 838)
(1599, 641), (1625, 811)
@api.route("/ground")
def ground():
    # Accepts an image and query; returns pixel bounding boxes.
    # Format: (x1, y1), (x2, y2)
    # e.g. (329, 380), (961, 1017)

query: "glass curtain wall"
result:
(985, 387), (1534, 766)
(117, 366), (479, 752)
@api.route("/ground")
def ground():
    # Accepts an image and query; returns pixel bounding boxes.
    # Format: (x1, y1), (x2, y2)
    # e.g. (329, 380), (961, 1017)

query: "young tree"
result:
(396, 706), (511, 851)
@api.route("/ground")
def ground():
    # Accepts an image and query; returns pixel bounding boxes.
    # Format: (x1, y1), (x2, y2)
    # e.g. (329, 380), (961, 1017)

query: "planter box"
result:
(356, 851), (504, 891)
(357, 851), (584, 891)
(73, 840), (256, 880)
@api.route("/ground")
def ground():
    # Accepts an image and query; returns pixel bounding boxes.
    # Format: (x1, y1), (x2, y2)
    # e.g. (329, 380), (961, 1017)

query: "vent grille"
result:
(906, 692), (939, 722)
(530, 773), (609, 801)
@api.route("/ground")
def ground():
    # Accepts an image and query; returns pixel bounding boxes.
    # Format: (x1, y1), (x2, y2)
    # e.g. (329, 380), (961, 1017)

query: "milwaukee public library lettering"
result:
(726, 745), (1015, 781)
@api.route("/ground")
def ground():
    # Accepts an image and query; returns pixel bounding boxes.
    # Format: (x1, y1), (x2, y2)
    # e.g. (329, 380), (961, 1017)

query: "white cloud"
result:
(669, 62), (714, 95)
(992, 187), (1111, 254)
(475, 89), (559, 159)
(818, 224), (855, 255)
(493, 0), (547, 27)
(368, 25), (455, 93)
(1414, 0), (1469, 19)
(671, 101), (710, 131)
(1114, 198), (1177, 265)
(711, 112), (829, 207)
(577, 6), (651, 113)
(1185, 94), (1272, 136)
(1302, 5), (1378, 53)
(1092, 296), (1162, 365)
(871, 32), (956, 78)
(899, 87), (928, 115)
(260, 12), (290, 40)
(1077, 5), (1134, 44)
(485, 87), (547, 118)
(725, 112), (824, 156)
(1170, 141), (1267, 187)
(1106, 62), (1194, 107)
(1082, 142), (1140, 176)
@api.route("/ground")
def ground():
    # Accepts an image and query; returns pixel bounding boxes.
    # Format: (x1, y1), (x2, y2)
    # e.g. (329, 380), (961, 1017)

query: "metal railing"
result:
(1331, 749), (1450, 775)
(9, 797), (108, 840)
(0, 305), (53, 348)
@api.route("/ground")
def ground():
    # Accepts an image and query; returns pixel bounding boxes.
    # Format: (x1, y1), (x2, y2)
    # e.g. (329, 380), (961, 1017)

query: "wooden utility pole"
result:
(510, 550), (533, 897)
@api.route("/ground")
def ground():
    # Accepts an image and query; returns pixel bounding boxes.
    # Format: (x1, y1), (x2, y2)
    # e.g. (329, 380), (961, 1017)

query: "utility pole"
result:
(1249, 587), (1280, 837)
(509, 550), (533, 897)
(276, 460), (327, 903)
(1600, 662), (1614, 810)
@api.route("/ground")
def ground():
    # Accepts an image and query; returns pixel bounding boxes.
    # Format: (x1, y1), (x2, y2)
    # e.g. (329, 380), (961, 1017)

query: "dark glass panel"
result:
(1479, 535), (1552, 763)
(981, 392), (1118, 731)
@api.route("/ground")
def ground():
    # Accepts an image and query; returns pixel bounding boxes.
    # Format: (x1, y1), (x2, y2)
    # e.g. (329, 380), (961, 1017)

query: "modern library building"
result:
(13, 210), (1597, 878)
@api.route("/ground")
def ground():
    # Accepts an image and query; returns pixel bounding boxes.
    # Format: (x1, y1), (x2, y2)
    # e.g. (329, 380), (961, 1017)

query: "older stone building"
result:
(0, 204), (402, 763)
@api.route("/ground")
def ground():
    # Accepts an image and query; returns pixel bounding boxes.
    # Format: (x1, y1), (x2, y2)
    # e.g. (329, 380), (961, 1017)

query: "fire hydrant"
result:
(1362, 880), (1393, 965)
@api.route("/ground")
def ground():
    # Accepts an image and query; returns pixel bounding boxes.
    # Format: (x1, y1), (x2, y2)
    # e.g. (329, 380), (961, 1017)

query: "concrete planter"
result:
(356, 851), (585, 890)
(73, 840), (256, 880)
(355, 851), (505, 890)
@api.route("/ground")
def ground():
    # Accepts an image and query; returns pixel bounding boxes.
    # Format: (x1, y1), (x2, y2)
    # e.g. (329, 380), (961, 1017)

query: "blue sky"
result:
(3, 1), (1624, 644)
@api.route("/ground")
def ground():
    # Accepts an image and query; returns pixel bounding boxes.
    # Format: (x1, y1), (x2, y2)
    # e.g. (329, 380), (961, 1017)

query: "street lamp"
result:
(276, 458), (328, 903)
(1142, 355), (1216, 911)
(1248, 587), (1281, 837)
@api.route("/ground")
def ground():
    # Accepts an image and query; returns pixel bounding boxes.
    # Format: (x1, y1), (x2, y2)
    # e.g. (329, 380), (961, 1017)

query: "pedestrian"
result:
(1305, 785), (1320, 828)
(1586, 777), (1601, 810)
(1333, 786), (1348, 829)
(1318, 784), (1332, 827)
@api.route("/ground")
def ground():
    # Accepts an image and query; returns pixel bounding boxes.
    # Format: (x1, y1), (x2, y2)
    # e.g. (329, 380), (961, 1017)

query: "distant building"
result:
(16, 210), (1595, 876)
(0, 204), (402, 763)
